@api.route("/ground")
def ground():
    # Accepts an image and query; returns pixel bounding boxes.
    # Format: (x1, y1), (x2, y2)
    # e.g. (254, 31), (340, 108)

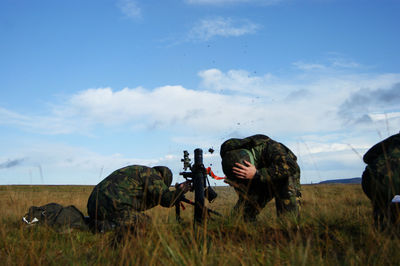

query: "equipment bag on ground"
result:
(22, 202), (89, 232)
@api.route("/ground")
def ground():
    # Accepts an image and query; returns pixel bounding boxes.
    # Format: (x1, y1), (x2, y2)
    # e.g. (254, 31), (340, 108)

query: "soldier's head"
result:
(153, 166), (173, 187)
(221, 148), (255, 179)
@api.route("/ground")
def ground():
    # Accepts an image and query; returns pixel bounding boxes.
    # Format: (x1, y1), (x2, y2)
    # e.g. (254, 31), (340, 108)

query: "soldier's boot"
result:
(373, 204), (386, 231)
(275, 196), (299, 218)
(230, 199), (259, 223)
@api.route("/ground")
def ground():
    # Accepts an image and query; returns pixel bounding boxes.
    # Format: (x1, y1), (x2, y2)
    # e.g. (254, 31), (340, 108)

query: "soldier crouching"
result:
(87, 165), (190, 234)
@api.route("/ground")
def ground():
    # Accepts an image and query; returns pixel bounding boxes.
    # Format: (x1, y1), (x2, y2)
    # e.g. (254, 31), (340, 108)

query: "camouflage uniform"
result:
(87, 165), (183, 231)
(362, 133), (400, 227)
(221, 134), (301, 221)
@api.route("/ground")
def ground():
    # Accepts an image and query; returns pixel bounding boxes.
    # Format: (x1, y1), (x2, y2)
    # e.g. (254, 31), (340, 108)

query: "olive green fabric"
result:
(221, 134), (301, 221)
(153, 166), (173, 187)
(362, 133), (400, 226)
(87, 165), (183, 228)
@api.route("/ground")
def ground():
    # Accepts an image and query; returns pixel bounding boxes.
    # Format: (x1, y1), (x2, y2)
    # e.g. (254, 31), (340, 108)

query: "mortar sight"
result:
(181, 150), (191, 171)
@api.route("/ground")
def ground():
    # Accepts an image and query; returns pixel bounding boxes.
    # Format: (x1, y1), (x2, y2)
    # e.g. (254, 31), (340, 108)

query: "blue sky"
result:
(0, 0), (399, 185)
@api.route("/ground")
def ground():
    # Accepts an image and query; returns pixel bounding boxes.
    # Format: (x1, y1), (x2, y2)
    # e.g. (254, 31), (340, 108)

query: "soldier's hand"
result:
(232, 160), (257, 180)
(178, 180), (192, 194)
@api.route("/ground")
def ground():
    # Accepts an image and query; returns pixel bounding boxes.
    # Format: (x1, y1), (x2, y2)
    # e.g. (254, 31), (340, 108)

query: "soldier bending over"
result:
(220, 134), (301, 222)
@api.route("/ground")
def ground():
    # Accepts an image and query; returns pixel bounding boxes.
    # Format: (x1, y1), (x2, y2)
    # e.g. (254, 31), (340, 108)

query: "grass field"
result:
(1, 184), (400, 265)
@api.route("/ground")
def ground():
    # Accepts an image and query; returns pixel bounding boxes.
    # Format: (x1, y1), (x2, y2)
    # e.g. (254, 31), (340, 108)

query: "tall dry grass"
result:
(1, 184), (400, 265)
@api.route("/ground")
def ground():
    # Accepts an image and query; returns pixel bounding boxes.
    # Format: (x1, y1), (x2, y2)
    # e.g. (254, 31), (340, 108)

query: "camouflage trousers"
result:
(362, 158), (400, 229)
(230, 174), (301, 222)
(87, 191), (150, 233)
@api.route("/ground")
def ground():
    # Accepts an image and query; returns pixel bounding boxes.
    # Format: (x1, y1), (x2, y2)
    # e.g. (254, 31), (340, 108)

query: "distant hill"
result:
(318, 177), (361, 184)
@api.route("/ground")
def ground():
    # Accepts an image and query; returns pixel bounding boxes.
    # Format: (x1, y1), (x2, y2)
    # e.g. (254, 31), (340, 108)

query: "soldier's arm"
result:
(146, 175), (186, 208)
(255, 142), (299, 183)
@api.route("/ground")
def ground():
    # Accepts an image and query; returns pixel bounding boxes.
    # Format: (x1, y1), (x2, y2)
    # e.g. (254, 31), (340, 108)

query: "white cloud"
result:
(117, 0), (141, 19)
(1, 61), (400, 184)
(63, 85), (264, 134)
(300, 142), (366, 154)
(198, 68), (275, 95)
(338, 82), (400, 125)
(329, 58), (361, 69)
(0, 142), (182, 185)
(292, 57), (362, 71)
(370, 112), (400, 122)
(2, 65), (400, 139)
(293, 137), (371, 183)
(188, 17), (260, 41)
(292, 61), (327, 71)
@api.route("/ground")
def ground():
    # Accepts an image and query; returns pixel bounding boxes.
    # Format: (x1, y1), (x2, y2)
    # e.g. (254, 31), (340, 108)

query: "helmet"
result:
(153, 166), (173, 187)
(221, 149), (255, 179)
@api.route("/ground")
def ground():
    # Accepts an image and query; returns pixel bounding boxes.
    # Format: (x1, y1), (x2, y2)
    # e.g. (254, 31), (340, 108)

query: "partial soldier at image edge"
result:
(362, 132), (400, 229)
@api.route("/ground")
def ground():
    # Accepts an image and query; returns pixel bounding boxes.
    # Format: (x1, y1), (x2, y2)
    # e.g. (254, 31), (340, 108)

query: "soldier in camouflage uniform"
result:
(87, 165), (189, 232)
(220, 134), (301, 221)
(362, 133), (400, 228)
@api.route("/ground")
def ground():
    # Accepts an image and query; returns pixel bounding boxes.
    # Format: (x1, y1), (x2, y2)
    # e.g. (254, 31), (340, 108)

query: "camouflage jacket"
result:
(363, 133), (400, 165)
(362, 133), (400, 201)
(221, 134), (300, 183)
(88, 165), (182, 215)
